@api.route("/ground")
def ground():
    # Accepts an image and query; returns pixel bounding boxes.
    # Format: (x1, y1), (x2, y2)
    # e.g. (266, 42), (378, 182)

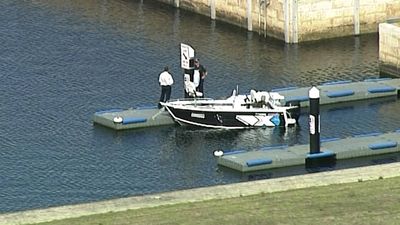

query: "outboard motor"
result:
(286, 100), (301, 122)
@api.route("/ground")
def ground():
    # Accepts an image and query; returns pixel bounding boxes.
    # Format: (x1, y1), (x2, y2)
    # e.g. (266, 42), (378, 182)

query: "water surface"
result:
(0, 0), (398, 213)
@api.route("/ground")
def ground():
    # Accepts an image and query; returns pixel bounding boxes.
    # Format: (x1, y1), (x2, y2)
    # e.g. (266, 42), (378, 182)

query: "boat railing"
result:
(167, 97), (240, 107)
(168, 97), (214, 102)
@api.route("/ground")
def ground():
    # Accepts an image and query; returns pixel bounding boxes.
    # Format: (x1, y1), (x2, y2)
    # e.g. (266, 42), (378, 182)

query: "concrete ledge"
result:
(1, 162), (400, 225)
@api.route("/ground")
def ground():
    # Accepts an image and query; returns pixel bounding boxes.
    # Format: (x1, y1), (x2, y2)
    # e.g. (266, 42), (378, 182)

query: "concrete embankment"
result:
(1, 162), (400, 225)
(156, 0), (400, 43)
(380, 19), (400, 77)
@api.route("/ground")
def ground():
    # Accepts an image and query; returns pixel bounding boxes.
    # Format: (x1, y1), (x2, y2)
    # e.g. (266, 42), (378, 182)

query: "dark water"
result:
(0, 0), (399, 213)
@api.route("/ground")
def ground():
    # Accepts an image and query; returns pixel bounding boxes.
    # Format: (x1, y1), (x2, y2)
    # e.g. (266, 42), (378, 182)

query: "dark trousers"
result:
(159, 85), (171, 108)
(197, 78), (204, 97)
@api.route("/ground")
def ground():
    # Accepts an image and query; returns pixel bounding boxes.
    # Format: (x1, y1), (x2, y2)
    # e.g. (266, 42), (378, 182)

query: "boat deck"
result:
(217, 130), (400, 172)
(93, 78), (400, 130)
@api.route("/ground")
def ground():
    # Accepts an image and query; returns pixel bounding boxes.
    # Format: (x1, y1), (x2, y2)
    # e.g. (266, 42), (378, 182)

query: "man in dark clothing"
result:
(194, 58), (207, 96)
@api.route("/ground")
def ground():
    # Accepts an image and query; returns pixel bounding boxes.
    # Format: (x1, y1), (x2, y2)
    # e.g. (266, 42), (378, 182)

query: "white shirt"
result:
(193, 69), (200, 87)
(159, 71), (174, 86)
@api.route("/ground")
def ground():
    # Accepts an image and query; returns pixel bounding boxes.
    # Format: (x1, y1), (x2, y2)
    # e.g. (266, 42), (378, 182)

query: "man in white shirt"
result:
(158, 66), (174, 108)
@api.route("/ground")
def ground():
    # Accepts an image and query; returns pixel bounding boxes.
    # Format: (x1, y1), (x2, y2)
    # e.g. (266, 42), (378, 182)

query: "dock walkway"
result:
(276, 78), (400, 107)
(93, 106), (173, 130)
(93, 78), (400, 130)
(218, 130), (400, 172)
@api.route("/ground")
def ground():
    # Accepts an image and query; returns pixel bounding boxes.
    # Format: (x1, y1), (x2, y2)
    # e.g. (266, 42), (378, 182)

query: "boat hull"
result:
(165, 106), (286, 129)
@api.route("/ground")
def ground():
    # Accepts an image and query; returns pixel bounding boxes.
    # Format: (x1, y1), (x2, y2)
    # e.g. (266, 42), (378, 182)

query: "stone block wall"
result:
(156, 0), (400, 43)
(155, 0), (287, 40)
(379, 22), (400, 76)
(257, 0), (286, 40)
(213, 0), (247, 27)
(297, 0), (400, 42)
(156, 0), (249, 28)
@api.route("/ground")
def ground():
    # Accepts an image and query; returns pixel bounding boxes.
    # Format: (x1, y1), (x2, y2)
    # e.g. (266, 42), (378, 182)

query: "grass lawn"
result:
(32, 176), (400, 225)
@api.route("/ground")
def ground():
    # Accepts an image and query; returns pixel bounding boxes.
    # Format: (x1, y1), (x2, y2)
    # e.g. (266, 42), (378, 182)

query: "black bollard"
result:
(309, 86), (320, 154)
(306, 86), (336, 169)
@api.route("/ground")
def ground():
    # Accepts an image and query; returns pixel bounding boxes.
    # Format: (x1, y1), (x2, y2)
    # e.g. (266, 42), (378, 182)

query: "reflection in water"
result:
(174, 126), (297, 153)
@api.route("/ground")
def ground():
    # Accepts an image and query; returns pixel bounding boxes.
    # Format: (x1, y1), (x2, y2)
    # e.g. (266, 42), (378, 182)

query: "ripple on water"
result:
(0, 0), (398, 213)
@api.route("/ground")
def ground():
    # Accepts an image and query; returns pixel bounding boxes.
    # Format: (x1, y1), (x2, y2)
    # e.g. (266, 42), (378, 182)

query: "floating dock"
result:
(93, 78), (400, 130)
(275, 78), (400, 107)
(93, 106), (173, 130)
(217, 130), (400, 172)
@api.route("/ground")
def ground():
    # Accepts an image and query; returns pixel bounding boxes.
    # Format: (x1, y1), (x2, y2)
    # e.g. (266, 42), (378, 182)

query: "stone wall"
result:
(155, 0), (287, 40)
(297, 0), (400, 42)
(156, 0), (249, 28)
(379, 21), (400, 77)
(213, 0), (247, 28)
(156, 0), (400, 43)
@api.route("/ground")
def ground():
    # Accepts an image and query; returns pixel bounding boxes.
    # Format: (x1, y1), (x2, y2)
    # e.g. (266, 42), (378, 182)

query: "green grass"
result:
(33, 176), (400, 225)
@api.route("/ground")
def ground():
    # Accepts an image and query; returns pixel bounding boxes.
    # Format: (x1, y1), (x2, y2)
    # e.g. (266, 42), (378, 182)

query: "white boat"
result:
(161, 88), (300, 129)
(163, 43), (300, 129)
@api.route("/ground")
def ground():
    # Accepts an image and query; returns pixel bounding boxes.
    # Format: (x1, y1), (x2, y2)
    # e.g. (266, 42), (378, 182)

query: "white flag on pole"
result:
(180, 43), (195, 69)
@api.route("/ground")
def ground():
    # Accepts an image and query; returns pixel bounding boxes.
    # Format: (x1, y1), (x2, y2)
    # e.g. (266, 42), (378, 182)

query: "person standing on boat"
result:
(158, 66), (174, 109)
(194, 58), (207, 97)
(183, 69), (193, 98)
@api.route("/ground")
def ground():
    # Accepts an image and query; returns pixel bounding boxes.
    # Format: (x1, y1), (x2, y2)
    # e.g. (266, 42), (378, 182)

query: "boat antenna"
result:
(236, 85), (239, 95)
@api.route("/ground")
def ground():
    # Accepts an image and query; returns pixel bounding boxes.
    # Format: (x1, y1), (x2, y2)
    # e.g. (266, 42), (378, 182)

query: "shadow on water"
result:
(173, 126), (304, 150)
